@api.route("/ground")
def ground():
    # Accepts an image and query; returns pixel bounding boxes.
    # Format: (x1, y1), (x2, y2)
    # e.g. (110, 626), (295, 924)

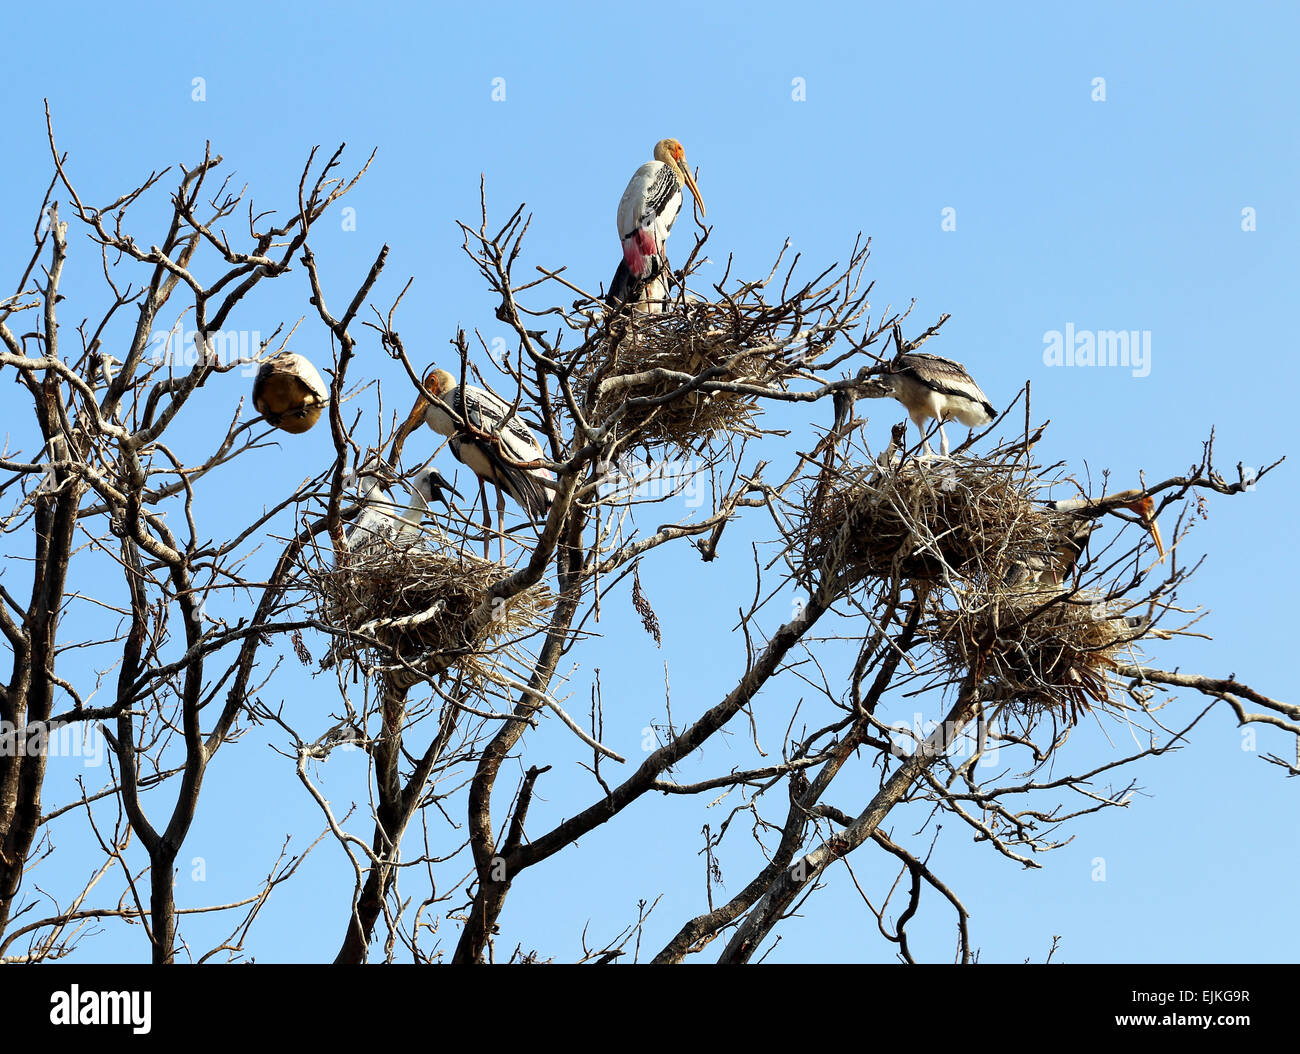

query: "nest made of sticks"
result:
(579, 298), (792, 452)
(796, 450), (1153, 722)
(311, 542), (552, 689)
(932, 591), (1143, 723)
(796, 453), (1052, 589)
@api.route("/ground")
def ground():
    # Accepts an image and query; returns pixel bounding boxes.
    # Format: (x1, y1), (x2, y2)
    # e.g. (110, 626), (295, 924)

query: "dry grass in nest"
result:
(310, 543), (552, 689)
(932, 591), (1142, 723)
(796, 454), (1051, 589)
(796, 450), (1149, 722)
(579, 298), (791, 452)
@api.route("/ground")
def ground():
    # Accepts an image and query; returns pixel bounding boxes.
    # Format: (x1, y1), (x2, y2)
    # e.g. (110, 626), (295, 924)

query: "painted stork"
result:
(1006, 488), (1166, 589)
(340, 463), (460, 557)
(253, 351), (328, 434)
(393, 367), (553, 561)
(606, 138), (705, 310)
(877, 353), (997, 457)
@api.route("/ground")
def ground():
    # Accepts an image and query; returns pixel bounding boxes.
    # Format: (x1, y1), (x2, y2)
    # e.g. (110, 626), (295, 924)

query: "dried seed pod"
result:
(252, 351), (328, 434)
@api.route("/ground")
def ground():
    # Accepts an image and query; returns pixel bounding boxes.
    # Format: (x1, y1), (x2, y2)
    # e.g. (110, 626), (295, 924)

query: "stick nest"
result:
(797, 452), (1145, 722)
(578, 299), (792, 452)
(796, 454), (1051, 587)
(931, 592), (1142, 723)
(311, 542), (552, 689)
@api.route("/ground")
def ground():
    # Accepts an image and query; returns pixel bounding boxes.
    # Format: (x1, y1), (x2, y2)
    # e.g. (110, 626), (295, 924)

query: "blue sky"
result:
(2, 1), (1297, 963)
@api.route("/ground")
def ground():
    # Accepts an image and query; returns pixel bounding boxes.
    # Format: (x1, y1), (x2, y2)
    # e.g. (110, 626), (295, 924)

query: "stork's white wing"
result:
(617, 160), (683, 243)
(456, 384), (546, 465)
(894, 353), (995, 418)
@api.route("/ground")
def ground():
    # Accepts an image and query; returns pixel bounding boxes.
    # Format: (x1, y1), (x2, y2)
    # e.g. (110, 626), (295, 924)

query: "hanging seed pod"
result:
(252, 351), (328, 434)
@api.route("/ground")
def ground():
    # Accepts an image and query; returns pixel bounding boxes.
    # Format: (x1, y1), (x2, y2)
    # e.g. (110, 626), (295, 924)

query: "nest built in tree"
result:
(797, 452), (1053, 588)
(932, 593), (1144, 723)
(579, 298), (796, 453)
(311, 544), (553, 691)
(797, 450), (1154, 724)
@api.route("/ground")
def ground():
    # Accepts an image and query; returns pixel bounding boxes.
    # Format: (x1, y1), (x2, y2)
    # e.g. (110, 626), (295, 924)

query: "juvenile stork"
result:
(878, 353), (996, 457)
(393, 367), (553, 561)
(340, 463), (460, 558)
(606, 138), (705, 310)
(253, 351), (329, 434)
(1006, 489), (1166, 589)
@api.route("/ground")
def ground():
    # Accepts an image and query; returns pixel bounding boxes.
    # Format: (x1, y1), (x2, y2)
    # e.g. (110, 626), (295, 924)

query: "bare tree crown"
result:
(0, 115), (1292, 964)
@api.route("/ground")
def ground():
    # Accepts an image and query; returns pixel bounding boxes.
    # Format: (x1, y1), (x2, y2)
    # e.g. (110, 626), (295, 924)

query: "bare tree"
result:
(2, 120), (1293, 964)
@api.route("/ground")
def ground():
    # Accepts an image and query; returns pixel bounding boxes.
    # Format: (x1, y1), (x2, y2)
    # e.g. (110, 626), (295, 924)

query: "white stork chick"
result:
(253, 351), (328, 434)
(607, 138), (705, 310)
(393, 367), (553, 562)
(882, 353), (996, 457)
(340, 464), (460, 558)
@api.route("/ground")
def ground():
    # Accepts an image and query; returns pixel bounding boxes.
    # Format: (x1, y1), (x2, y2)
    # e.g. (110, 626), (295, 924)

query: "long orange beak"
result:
(680, 164), (706, 218)
(389, 393), (430, 461)
(1131, 496), (1166, 560)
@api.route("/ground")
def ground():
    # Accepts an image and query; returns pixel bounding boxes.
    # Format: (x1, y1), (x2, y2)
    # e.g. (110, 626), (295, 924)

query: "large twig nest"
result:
(579, 299), (791, 452)
(932, 591), (1143, 723)
(796, 448), (1149, 722)
(311, 543), (552, 689)
(797, 454), (1052, 589)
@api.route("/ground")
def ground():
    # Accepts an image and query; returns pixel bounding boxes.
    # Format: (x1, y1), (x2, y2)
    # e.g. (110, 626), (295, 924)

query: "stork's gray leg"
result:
(478, 478), (491, 560)
(938, 421), (951, 457)
(496, 486), (507, 564)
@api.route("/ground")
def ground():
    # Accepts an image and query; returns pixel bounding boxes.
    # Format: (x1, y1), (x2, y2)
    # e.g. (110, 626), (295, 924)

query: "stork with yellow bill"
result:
(1006, 488), (1167, 590)
(606, 138), (705, 311)
(392, 367), (553, 562)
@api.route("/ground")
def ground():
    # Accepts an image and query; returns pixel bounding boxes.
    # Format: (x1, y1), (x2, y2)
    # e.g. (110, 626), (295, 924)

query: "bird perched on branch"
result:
(253, 351), (328, 434)
(606, 138), (705, 311)
(340, 462), (460, 558)
(875, 352), (996, 457)
(1006, 488), (1166, 589)
(392, 367), (553, 562)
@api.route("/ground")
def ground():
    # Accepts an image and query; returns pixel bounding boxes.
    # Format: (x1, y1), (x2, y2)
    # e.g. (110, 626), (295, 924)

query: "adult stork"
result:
(253, 351), (329, 434)
(874, 353), (997, 457)
(392, 367), (553, 561)
(606, 138), (706, 310)
(1006, 488), (1166, 589)
(340, 463), (460, 558)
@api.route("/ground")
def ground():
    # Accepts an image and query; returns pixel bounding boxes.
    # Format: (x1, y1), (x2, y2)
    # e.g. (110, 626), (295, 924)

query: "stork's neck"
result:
(352, 474), (385, 501)
(401, 488), (430, 525)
